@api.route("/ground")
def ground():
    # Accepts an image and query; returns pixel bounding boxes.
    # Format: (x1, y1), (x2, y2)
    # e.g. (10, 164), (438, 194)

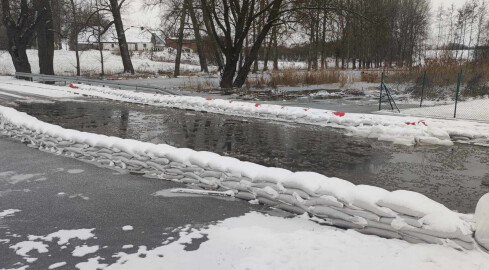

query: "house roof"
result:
(78, 26), (161, 44)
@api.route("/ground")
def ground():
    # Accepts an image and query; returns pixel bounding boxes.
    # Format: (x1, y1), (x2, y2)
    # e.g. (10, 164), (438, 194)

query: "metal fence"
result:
(379, 70), (489, 122)
(14, 72), (181, 96)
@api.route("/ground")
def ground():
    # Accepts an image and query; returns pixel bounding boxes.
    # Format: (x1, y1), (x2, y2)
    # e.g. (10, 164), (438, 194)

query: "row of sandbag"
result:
(0, 121), (476, 250)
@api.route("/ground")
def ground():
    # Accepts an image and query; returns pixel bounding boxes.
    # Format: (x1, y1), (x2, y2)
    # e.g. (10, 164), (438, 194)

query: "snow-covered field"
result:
(0, 50), (205, 76)
(402, 98), (489, 121)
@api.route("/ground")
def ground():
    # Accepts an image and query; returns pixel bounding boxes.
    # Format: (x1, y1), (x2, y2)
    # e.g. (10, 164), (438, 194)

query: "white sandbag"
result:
(419, 212), (473, 242)
(356, 227), (401, 239)
(235, 191), (256, 201)
(199, 171), (223, 178)
(252, 188), (278, 201)
(378, 190), (449, 217)
(309, 206), (365, 225)
(346, 185), (397, 218)
(146, 161), (167, 172)
(400, 225), (473, 243)
(220, 181), (250, 192)
(166, 168), (184, 175)
(322, 218), (365, 230)
(380, 215), (423, 228)
(400, 231), (444, 246)
(188, 151), (221, 168)
(276, 194), (300, 206)
(281, 172), (324, 196)
(151, 157), (170, 165)
(181, 178), (200, 184)
(475, 193), (489, 250)
(334, 206), (381, 222)
(275, 204), (306, 215)
(126, 159), (149, 168)
(257, 196), (280, 206)
(304, 196), (344, 208)
(401, 234), (428, 245)
(282, 188), (311, 199)
(253, 167), (292, 183)
(239, 162), (268, 180)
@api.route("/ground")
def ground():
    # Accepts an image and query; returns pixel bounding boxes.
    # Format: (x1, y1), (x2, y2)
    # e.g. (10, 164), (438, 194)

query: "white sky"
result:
(431, 0), (466, 9)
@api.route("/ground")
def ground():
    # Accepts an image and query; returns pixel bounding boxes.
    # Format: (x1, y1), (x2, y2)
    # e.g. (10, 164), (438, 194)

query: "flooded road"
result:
(9, 99), (489, 213)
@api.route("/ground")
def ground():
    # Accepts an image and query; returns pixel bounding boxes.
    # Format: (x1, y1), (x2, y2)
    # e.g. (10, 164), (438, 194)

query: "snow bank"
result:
(104, 212), (489, 270)
(0, 105), (483, 250)
(476, 193), (489, 250)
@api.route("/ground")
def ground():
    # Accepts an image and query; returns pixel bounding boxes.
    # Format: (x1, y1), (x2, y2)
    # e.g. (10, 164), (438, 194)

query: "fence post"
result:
(420, 70), (426, 108)
(379, 72), (384, 111)
(454, 69), (462, 119)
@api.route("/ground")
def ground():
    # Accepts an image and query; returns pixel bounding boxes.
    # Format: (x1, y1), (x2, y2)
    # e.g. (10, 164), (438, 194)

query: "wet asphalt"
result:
(0, 138), (262, 269)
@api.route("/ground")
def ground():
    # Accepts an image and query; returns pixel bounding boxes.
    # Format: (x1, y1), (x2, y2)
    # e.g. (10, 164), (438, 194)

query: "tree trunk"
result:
(185, 0), (208, 73)
(1, 0), (37, 76)
(174, 6), (187, 78)
(232, 0), (282, 88)
(220, 52), (239, 89)
(70, 0), (80, 76)
(201, 4), (223, 70)
(34, 0), (55, 76)
(273, 26), (278, 71)
(109, 0), (134, 74)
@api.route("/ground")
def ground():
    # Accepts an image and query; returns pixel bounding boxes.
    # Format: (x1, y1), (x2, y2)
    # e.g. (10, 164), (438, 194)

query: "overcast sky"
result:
(431, 0), (466, 9)
(123, 0), (471, 34)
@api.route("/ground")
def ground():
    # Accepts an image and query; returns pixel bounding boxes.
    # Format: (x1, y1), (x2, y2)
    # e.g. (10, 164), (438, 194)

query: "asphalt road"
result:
(0, 137), (261, 269)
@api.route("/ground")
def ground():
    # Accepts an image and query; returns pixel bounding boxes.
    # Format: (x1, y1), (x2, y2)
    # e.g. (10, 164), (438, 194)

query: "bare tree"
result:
(1, 0), (40, 73)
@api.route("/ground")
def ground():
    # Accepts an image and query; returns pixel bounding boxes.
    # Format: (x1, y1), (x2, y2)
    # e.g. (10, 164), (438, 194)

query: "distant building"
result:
(164, 38), (197, 52)
(78, 26), (164, 51)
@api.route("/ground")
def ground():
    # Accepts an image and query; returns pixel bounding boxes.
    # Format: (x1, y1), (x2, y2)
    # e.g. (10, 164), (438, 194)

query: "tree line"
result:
(2, 0), (487, 89)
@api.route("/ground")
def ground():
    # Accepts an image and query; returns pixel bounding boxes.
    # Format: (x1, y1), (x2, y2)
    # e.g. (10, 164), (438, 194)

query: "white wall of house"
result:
(96, 42), (154, 51)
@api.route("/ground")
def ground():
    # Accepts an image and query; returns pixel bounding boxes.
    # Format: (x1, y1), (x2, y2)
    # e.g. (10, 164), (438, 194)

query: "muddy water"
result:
(12, 100), (489, 212)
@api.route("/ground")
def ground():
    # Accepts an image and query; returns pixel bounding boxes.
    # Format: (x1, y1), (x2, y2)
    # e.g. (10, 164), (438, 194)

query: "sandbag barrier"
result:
(0, 106), (483, 251)
(64, 83), (469, 146)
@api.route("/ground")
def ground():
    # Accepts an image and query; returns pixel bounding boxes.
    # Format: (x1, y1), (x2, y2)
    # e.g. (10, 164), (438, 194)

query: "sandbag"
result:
(235, 191), (256, 201)
(304, 196), (343, 208)
(334, 206), (381, 222)
(257, 196), (280, 206)
(347, 185), (397, 218)
(378, 190), (449, 218)
(275, 204), (306, 215)
(282, 188), (311, 200)
(475, 193), (489, 250)
(356, 227), (401, 239)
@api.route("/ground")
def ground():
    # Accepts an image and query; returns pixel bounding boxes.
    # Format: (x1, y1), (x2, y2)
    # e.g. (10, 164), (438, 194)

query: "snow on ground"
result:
(105, 212), (489, 270)
(29, 229), (95, 245)
(72, 245), (100, 257)
(10, 241), (49, 257)
(122, 226), (133, 231)
(48, 262), (67, 269)
(0, 209), (21, 218)
(0, 77), (79, 98)
(0, 50), (206, 76)
(402, 98), (489, 121)
(3, 78), (488, 146)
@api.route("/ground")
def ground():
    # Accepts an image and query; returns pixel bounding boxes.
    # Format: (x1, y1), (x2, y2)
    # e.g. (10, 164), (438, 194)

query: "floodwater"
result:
(11, 100), (489, 213)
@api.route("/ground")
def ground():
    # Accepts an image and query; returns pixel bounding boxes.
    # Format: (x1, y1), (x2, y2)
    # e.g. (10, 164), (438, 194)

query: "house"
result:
(164, 38), (197, 52)
(78, 26), (164, 51)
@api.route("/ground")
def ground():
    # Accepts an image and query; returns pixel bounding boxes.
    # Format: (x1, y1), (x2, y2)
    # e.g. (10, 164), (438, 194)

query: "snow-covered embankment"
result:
(1, 105), (487, 251)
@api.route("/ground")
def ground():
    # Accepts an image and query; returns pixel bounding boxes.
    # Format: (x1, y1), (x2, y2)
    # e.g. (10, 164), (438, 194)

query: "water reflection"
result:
(14, 100), (489, 212)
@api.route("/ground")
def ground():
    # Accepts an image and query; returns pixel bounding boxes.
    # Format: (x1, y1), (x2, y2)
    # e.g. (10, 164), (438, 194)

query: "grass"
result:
(245, 69), (350, 88)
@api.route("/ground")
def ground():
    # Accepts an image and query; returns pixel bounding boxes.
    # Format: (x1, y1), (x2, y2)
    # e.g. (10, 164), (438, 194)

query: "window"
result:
(143, 44), (147, 48)
(111, 44), (114, 48)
